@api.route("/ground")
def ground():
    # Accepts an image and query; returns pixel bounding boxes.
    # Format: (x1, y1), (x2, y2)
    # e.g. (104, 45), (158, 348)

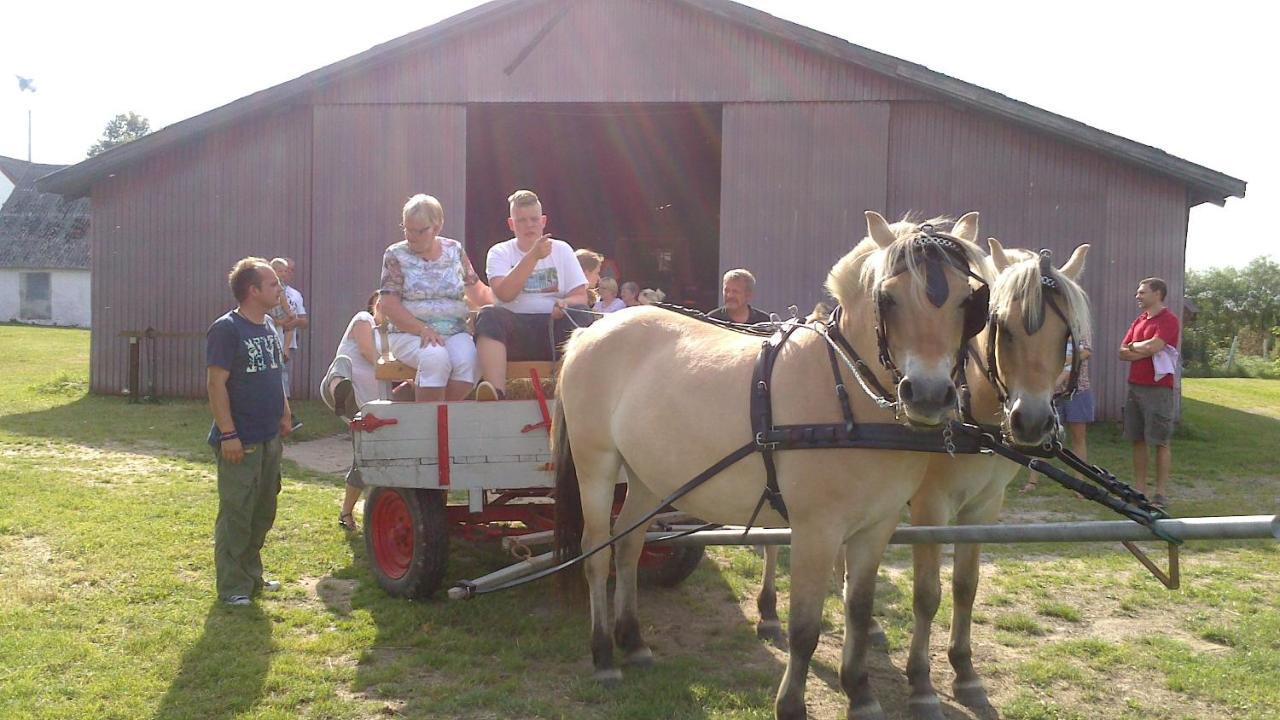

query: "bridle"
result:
(828, 225), (991, 408)
(975, 249), (1082, 436)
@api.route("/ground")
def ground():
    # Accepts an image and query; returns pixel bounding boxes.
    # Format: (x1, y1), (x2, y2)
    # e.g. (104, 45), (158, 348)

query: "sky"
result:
(2, 0), (1274, 270)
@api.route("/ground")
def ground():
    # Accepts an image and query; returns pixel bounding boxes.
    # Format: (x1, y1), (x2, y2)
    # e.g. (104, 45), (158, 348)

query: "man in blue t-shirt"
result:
(207, 257), (293, 606)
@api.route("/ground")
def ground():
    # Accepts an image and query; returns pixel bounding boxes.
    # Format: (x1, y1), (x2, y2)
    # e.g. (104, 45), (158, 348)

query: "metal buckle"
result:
(755, 432), (780, 450)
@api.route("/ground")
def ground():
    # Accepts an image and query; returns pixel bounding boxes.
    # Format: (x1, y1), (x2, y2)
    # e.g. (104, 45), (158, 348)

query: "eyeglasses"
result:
(401, 224), (434, 237)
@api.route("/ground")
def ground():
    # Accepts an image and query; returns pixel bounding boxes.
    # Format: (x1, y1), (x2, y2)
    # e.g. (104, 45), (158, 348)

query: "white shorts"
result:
(387, 332), (477, 387)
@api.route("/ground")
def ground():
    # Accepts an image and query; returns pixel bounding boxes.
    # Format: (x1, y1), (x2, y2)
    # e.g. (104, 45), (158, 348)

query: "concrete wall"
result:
(0, 268), (91, 327)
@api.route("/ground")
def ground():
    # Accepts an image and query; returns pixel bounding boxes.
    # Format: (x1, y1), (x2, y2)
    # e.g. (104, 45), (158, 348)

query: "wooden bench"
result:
(373, 324), (558, 394)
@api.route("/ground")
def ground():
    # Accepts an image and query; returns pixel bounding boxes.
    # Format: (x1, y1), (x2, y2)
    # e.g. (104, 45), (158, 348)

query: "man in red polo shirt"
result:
(1119, 277), (1181, 509)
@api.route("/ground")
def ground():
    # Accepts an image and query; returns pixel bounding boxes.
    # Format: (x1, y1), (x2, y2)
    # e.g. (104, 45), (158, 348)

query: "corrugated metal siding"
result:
(309, 104), (468, 392)
(90, 107), (312, 398)
(314, 0), (929, 105)
(887, 102), (1187, 420)
(1097, 168), (1187, 421)
(720, 102), (889, 314)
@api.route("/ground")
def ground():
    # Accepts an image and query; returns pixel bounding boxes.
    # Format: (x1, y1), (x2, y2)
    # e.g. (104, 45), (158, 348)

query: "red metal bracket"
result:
(521, 367), (553, 434)
(437, 404), (450, 487)
(349, 413), (398, 432)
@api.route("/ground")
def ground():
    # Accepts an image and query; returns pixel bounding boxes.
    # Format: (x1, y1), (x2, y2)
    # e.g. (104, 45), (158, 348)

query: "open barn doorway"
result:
(466, 103), (722, 310)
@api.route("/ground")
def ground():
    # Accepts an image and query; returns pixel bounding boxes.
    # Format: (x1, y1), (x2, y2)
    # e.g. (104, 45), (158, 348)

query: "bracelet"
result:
(219, 430), (239, 441)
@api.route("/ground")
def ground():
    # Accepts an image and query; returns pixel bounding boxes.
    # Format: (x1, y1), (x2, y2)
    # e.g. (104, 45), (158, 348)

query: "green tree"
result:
(1186, 256), (1280, 358)
(86, 112), (151, 157)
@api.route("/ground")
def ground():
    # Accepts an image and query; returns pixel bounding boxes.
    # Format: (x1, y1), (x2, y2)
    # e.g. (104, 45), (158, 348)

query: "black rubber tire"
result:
(364, 487), (449, 599)
(637, 544), (706, 588)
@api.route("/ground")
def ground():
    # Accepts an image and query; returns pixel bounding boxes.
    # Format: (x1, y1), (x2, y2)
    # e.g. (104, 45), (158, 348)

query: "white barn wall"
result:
(0, 268), (91, 327)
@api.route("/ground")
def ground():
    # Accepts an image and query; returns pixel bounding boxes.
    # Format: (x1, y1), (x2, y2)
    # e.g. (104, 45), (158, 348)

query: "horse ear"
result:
(1060, 244), (1090, 280)
(988, 237), (1011, 272)
(952, 211), (980, 243)
(865, 211), (896, 248)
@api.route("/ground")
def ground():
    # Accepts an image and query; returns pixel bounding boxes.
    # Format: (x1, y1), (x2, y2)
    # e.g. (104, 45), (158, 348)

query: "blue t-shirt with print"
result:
(206, 311), (286, 446)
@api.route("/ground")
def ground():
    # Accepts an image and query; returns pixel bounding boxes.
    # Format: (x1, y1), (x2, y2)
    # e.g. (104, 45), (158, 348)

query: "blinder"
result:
(873, 224), (990, 382)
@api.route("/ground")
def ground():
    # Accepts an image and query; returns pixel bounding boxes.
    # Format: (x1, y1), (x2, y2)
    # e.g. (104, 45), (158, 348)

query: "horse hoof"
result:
(849, 698), (887, 720)
(953, 680), (992, 712)
(757, 621), (787, 648)
(623, 647), (654, 667)
(907, 694), (946, 720)
(594, 668), (623, 687)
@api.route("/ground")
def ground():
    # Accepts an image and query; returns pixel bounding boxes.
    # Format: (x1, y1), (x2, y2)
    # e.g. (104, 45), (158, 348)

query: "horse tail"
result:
(552, 398), (583, 566)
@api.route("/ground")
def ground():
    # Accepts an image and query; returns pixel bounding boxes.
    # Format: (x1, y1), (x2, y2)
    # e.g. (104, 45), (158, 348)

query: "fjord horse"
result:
(901, 241), (1091, 719)
(554, 212), (988, 720)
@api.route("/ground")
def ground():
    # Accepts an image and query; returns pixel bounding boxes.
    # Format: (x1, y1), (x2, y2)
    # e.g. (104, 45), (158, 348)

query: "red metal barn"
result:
(38, 0), (1244, 420)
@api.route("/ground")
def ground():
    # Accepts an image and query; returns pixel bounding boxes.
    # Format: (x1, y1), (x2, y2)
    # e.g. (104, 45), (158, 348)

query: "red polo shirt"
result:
(1123, 307), (1180, 388)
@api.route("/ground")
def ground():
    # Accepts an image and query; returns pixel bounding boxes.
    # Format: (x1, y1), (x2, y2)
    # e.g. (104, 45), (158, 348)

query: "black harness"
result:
(979, 249), (1083, 410)
(450, 244), (1174, 600)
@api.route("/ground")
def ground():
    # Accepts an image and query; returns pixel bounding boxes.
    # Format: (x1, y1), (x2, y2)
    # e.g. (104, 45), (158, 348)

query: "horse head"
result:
(827, 211), (990, 427)
(984, 239), (1092, 447)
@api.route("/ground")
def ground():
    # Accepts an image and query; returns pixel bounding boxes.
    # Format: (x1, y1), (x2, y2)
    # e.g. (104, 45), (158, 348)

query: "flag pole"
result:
(28, 109), (32, 162)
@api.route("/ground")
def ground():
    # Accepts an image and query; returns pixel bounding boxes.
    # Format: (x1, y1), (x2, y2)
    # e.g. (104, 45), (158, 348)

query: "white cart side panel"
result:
(359, 459), (554, 490)
(353, 399), (555, 490)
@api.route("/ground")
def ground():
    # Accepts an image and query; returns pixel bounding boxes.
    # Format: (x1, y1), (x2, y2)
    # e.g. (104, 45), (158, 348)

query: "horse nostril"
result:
(898, 379), (915, 402)
(942, 384), (957, 408)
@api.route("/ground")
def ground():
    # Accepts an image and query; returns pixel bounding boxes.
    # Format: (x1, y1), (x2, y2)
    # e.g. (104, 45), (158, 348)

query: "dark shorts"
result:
(1055, 388), (1095, 424)
(1123, 384), (1176, 446)
(474, 306), (593, 361)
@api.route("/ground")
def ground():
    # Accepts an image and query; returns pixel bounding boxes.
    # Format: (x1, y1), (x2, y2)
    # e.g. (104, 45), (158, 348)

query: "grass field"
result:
(1, 324), (1277, 720)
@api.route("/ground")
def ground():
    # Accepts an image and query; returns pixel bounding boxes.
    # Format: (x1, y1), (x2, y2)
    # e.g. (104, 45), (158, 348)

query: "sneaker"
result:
(333, 378), (358, 420)
(475, 380), (503, 402)
(290, 416), (304, 432)
(260, 580), (282, 592)
(223, 595), (251, 606)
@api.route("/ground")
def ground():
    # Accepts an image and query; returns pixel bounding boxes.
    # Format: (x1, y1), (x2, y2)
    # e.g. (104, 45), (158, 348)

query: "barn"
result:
(37, 0), (1244, 419)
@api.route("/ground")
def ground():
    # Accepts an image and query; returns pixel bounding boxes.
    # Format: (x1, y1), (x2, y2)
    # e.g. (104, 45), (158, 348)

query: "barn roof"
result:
(36, 0), (1245, 205)
(0, 155), (91, 270)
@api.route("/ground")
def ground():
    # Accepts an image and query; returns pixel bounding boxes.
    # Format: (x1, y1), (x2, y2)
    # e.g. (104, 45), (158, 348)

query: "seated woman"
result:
(379, 194), (491, 401)
(620, 281), (641, 307)
(593, 277), (626, 313)
(318, 290), (390, 531)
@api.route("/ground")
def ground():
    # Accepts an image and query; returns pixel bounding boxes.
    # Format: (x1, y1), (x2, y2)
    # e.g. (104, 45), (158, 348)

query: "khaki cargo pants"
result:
(214, 436), (282, 600)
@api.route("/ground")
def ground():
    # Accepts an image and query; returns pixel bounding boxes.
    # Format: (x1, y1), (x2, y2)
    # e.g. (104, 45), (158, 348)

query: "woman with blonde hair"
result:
(379, 194), (492, 401)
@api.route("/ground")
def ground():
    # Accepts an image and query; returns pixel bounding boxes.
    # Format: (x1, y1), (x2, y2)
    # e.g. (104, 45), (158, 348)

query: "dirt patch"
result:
(1, 440), (189, 484)
(306, 575), (360, 615)
(285, 434), (352, 475)
(0, 534), (70, 605)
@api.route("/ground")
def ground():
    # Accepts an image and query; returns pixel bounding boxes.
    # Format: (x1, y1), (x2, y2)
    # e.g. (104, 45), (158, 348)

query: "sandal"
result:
(1020, 477), (1038, 494)
(1151, 494), (1169, 511)
(339, 511), (358, 531)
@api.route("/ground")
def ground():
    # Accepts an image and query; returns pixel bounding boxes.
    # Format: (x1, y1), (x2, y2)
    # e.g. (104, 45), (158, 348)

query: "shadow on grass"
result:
(152, 602), (273, 720)
(310, 518), (961, 719)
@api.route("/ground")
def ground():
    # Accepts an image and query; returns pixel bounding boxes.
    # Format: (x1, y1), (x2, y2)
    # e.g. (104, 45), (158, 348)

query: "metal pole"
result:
(28, 109), (32, 162)
(647, 515), (1279, 547)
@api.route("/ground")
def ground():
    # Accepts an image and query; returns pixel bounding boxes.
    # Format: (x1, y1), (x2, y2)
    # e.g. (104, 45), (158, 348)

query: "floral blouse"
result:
(380, 237), (475, 336)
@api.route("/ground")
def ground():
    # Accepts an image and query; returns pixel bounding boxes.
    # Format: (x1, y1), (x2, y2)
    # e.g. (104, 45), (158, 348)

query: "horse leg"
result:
(840, 518), (898, 720)
(579, 452), (625, 685)
(835, 545), (886, 647)
(947, 492), (1003, 714)
(757, 545), (786, 647)
(905, 500), (948, 720)
(774, 527), (841, 720)
(611, 474), (657, 667)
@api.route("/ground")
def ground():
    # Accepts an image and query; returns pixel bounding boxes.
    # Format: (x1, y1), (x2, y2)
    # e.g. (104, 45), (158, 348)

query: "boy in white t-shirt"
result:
(474, 190), (591, 398)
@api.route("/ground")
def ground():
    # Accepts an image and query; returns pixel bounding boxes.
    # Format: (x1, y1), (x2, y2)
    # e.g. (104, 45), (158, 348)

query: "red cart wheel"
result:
(638, 544), (705, 588)
(364, 487), (449, 598)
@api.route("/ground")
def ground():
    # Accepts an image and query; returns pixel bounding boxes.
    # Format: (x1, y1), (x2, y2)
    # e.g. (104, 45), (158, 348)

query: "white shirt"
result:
(283, 285), (307, 350)
(486, 237), (588, 315)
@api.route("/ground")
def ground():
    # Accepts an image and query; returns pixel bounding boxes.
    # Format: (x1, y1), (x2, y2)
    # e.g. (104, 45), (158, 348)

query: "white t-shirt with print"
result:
(486, 237), (588, 315)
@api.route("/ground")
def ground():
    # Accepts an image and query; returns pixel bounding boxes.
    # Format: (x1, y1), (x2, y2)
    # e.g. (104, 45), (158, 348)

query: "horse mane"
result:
(825, 215), (989, 310)
(989, 248), (1092, 344)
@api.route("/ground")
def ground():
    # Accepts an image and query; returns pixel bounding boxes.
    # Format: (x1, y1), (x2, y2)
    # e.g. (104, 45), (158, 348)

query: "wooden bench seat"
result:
(373, 324), (558, 395)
